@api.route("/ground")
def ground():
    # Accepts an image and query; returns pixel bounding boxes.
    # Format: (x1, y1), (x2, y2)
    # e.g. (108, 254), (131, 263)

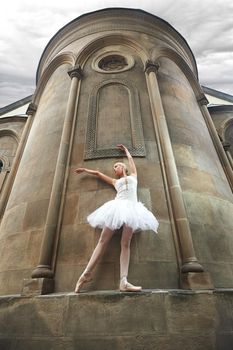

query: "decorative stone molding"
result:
(77, 35), (148, 68)
(26, 102), (37, 116)
(34, 52), (76, 105)
(0, 129), (19, 143)
(84, 79), (146, 159)
(144, 60), (160, 74)
(68, 64), (83, 79)
(197, 94), (209, 106)
(37, 9), (197, 81)
(92, 51), (134, 73)
(222, 140), (231, 151)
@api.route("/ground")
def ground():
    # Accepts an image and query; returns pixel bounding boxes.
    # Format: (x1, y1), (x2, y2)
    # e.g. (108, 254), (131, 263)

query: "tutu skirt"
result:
(87, 198), (159, 233)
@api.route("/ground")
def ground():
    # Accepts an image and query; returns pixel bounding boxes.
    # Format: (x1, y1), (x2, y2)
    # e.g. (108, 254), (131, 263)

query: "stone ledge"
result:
(1, 288), (232, 300)
(0, 289), (232, 350)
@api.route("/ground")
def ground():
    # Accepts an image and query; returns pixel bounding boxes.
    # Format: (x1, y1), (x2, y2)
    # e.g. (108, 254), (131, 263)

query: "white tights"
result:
(83, 225), (134, 280)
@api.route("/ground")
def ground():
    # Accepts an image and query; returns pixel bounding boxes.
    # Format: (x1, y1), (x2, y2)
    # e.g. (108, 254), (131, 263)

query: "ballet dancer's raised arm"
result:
(75, 167), (116, 186)
(117, 144), (137, 176)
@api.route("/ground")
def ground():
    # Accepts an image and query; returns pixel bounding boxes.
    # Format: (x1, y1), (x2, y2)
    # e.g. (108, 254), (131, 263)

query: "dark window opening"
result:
(98, 55), (128, 71)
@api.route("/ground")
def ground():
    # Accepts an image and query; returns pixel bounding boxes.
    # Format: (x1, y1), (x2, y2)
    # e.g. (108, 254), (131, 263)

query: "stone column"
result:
(0, 102), (37, 218)
(198, 95), (233, 191)
(223, 143), (233, 170)
(22, 65), (82, 295)
(145, 61), (213, 289)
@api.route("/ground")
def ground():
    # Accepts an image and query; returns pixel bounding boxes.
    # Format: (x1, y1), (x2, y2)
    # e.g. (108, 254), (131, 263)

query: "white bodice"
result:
(114, 175), (138, 202)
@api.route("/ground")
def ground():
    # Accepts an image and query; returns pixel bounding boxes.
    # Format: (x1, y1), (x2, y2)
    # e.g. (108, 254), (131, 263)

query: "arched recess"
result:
(84, 79), (146, 159)
(33, 52), (76, 105)
(76, 34), (150, 160)
(0, 130), (19, 194)
(75, 34), (149, 67)
(0, 129), (19, 144)
(152, 47), (203, 100)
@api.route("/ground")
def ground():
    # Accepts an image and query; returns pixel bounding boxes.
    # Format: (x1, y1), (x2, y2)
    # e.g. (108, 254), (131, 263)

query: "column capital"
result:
(197, 94), (209, 106)
(144, 60), (160, 74)
(222, 140), (231, 151)
(68, 64), (83, 79)
(26, 102), (37, 116)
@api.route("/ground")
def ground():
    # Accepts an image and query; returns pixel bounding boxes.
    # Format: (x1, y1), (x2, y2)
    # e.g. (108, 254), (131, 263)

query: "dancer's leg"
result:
(119, 225), (142, 292)
(75, 226), (114, 292)
(85, 226), (114, 272)
(120, 225), (134, 278)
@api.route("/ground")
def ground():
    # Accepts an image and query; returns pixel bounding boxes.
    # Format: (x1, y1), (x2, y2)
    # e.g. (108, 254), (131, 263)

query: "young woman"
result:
(74, 144), (159, 293)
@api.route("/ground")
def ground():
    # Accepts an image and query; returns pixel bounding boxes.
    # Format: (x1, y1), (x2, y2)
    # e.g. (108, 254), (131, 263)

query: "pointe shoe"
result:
(119, 278), (142, 292)
(75, 272), (92, 293)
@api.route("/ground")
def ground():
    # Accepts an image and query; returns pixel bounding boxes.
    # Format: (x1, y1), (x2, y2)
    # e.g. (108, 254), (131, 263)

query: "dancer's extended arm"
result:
(117, 144), (137, 176)
(75, 168), (116, 186)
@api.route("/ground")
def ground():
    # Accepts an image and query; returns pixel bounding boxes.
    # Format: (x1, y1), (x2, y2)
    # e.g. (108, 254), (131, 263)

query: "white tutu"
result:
(87, 175), (159, 233)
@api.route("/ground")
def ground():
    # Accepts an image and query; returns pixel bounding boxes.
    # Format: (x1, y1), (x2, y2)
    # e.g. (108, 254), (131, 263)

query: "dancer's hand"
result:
(116, 144), (128, 153)
(75, 168), (86, 174)
(117, 144), (136, 176)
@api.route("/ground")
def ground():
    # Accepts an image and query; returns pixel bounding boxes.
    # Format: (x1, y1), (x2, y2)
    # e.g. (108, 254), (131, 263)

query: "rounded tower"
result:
(0, 8), (232, 295)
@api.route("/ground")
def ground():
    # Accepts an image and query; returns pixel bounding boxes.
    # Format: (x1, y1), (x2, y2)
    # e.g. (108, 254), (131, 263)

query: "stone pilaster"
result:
(197, 94), (233, 191)
(145, 61), (213, 289)
(23, 66), (82, 295)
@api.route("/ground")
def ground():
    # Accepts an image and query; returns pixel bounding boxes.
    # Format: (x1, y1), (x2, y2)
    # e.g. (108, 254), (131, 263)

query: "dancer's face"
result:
(113, 162), (125, 177)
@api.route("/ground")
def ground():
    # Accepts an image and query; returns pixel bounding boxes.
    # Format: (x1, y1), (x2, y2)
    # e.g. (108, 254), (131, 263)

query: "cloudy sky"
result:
(0, 0), (233, 107)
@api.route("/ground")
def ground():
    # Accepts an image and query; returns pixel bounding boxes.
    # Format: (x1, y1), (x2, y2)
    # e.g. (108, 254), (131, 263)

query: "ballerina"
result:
(74, 144), (159, 293)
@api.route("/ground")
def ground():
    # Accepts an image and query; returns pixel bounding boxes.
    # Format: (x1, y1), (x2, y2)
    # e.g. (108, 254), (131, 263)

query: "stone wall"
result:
(0, 290), (232, 350)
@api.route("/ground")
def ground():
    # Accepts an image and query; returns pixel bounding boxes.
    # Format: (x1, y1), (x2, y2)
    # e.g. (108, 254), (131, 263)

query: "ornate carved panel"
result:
(84, 79), (146, 159)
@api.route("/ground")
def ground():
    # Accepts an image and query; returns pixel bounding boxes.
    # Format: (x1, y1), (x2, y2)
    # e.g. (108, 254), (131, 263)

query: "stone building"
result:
(0, 8), (232, 350)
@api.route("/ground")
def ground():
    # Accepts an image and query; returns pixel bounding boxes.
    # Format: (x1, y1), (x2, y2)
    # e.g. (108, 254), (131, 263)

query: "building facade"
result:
(0, 8), (232, 349)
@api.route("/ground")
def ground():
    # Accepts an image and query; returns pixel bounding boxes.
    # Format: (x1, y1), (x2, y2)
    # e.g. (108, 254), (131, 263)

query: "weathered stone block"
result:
(165, 290), (216, 333)
(57, 224), (96, 265)
(0, 290), (232, 349)
(21, 278), (54, 296)
(137, 221), (176, 261)
(180, 272), (214, 290)
(128, 261), (179, 289)
(23, 198), (49, 230)
(178, 166), (217, 195)
(64, 292), (167, 336)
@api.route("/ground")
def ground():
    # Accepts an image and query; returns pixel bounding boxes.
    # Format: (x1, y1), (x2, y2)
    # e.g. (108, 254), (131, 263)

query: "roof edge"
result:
(0, 95), (33, 116)
(202, 86), (233, 103)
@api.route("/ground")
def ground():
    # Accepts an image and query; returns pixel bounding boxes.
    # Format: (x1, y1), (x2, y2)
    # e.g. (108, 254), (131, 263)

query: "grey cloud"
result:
(0, 0), (233, 107)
